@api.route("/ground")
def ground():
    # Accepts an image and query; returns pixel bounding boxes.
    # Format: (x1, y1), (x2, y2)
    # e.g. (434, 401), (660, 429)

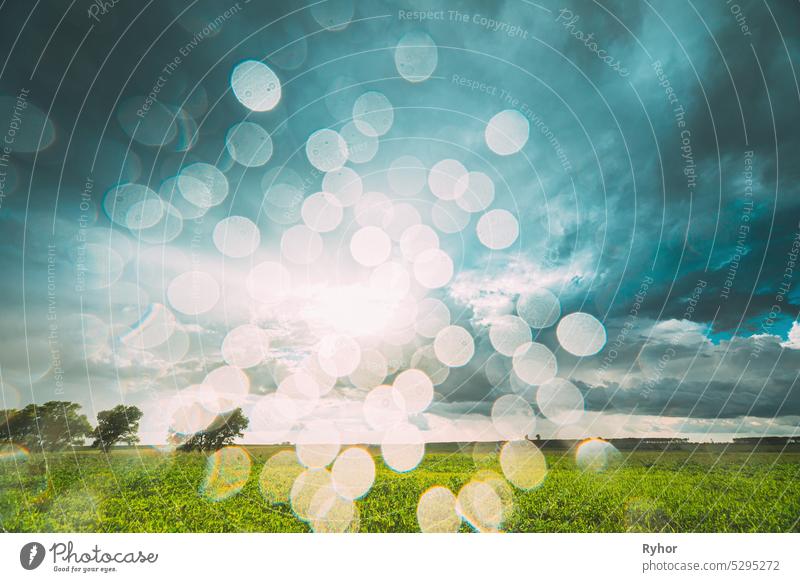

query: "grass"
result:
(1, 445), (799, 532)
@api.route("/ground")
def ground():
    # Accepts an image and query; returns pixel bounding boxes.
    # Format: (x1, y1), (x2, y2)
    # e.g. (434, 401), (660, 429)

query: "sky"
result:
(0, 0), (798, 444)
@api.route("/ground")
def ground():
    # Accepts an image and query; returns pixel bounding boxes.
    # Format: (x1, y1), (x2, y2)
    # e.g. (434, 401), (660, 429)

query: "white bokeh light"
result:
(246, 261), (291, 304)
(399, 224), (439, 261)
(281, 225), (324, 264)
(225, 121), (273, 167)
(455, 171), (495, 212)
(434, 325), (475, 367)
(536, 377), (584, 425)
(302, 192), (344, 233)
(167, 271), (220, 315)
(392, 368), (434, 414)
(221, 324), (269, 369)
(485, 109), (529, 155)
(491, 394), (535, 440)
(388, 155), (427, 195)
(556, 312), (607, 356)
(512, 342), (558, 385)
(231, 60), (281, 111)
(317, 334), (362, 377)
(306, 129), (349, 172)
(332, 447), (376, 500)
(322, 166), (363, 207)
(517, 288), (561, 329)
(352, 91), (394, 137)
(476, 209), (519, 250)
(212, 216), (260, 258)
(350, 226), (392, 267)
(413, 248), (453, 289)
(428, 159), (467, 200)
(395, 31), (438, 83)
(489, 315), (532, 357)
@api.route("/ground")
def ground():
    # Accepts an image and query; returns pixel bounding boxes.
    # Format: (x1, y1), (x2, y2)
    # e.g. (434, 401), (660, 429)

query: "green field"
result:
(2, 445), (799, 532)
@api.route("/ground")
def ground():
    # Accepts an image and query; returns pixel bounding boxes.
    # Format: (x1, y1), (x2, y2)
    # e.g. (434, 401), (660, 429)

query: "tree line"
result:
(0, 401), (249, 452)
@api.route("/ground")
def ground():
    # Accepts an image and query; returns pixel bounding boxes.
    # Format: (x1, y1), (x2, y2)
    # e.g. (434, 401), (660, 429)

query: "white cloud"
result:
(645, 318), (711, 346)
(780, 321), (800, 350)
(447, 255), (589, 326)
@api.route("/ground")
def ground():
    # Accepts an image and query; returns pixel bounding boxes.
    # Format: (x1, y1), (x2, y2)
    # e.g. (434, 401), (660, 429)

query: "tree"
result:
(0, 401), (92, 451)
(177, 408), (249, 452)
(91, 405), (143, 450)
(1, 408), (31, 445)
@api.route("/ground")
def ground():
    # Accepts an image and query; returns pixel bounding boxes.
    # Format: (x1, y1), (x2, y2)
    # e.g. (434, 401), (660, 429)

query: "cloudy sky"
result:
(0, 0), (798, 444)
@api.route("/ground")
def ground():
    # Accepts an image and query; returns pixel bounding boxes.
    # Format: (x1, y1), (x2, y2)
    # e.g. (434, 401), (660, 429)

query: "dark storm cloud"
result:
(0, 0), (798, 438)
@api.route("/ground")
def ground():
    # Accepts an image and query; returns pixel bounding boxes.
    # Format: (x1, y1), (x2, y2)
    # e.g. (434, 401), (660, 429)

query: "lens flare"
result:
(417, 486), (461, 533)
(311, 492), (360, 533)
(456, 480), (503, 533)
(500, 440), (547, 489)
(290, 468), (333, 522)
(331, 447), (376, 500)
(381, 423), (425, 473)
(474, 469), (515, 524)
(121, 303), (176, 350)
(576, 438), (621, 472)
(0, 444), (29, 462)
(202, 446), (251, 501)
(296, 421), (341, 469)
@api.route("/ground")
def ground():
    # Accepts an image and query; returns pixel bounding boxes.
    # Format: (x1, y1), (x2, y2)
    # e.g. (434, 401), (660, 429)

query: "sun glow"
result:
(302, 283), (407, 337)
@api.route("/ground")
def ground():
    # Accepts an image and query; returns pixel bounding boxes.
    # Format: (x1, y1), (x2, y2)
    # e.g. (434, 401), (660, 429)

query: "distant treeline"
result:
(524, 436), (800, 451)
(732, 436), (800, 445)
(0, 401), (249, 452)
